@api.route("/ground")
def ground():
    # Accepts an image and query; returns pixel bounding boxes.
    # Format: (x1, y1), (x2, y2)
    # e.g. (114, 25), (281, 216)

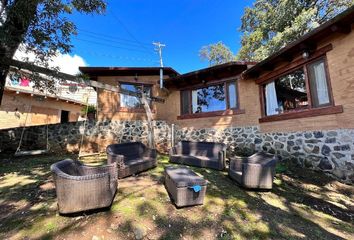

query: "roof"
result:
(164, 61), (256, 88)
(243, 5), (354, 78)
(5, 86), (86, 106)
(79, 66), (179, 80)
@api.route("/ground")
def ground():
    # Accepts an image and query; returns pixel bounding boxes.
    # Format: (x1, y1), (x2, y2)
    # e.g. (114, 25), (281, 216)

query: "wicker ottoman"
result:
(164, 166), (207, 207)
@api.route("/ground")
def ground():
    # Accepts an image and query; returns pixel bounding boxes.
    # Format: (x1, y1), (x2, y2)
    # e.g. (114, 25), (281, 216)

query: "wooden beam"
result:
(261, 63), (274, 71)
(1, 58), (165, 103)
(279, 53), (294, 62)
(330, 23), (351, 34)
(255, 44), (333, 85)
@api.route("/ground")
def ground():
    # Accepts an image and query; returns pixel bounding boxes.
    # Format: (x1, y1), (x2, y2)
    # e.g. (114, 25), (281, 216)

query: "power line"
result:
(76, 32), (152, 50)
(109, 10), (152, 53)
(73, 37), (153, 54)
(74, 48), (155, 62)
(77, 28), (151, 47)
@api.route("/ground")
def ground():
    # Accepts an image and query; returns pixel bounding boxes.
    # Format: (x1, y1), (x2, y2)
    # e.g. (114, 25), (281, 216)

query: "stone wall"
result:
(175, 126), (354, 183)
(0, 120), (172, 154)
(1, 121), (353, 183)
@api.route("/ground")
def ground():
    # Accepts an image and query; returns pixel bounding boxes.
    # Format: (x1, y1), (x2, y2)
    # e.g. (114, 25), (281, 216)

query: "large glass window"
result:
(192, 84), (226, 113)
(120, 83), (152, 109)
(263, 58), (332, 116)
(227, 82), (238, 109)
(307, 59), (330, 107)
(265, 69), (308, 116)
(180, 81), (238, 115)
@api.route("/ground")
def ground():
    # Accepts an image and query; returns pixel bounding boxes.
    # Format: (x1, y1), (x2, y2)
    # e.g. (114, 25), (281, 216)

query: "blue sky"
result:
(69, 0), (254, 74)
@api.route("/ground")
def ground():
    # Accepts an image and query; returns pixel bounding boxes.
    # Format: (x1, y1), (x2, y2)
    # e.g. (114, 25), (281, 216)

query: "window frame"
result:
(306, 57), (334, 108)
(118, 82), (153, 111)
(178, 79), (244, 119)
(259, 55), (341, 122)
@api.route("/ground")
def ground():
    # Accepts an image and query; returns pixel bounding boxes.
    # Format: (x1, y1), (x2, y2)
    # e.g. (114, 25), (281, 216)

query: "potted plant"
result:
(82, 105), (96, 121)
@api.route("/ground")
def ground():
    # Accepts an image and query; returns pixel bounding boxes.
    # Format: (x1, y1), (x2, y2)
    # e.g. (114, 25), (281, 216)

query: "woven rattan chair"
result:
(106, 142), (157, 178)
(169, 141), (226, 170)
(229, 152), (277, 189)
(51, 159), (117, 214)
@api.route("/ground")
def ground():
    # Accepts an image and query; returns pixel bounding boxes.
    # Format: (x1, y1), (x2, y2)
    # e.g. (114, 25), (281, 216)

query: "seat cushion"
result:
(165, 166), (206, 187)
(170, 154), (221, 170)
(124, 157), (155, 167)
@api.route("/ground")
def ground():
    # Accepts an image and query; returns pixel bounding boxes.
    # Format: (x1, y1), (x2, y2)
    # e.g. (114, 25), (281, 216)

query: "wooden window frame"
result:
(118, 82), (153, 112)
(178, 79), (244, 119)
(259, 55), (342, 123)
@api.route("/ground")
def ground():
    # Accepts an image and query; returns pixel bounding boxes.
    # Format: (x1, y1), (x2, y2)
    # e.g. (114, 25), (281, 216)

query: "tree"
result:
(199, 41), (235, 66)
(0, 0), (106, 105)
(236, 0), (354, 61)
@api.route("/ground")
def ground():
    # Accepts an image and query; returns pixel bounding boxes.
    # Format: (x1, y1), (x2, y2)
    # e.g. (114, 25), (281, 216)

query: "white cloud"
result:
(50, 54), (87, 75)
(13, 47), (87, 75)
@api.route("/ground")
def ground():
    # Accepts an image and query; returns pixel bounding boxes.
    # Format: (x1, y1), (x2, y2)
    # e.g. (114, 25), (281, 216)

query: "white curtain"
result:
(312, 61), (329, 105)
(265, 82), (278, 116)
(192, 90), (198, 113)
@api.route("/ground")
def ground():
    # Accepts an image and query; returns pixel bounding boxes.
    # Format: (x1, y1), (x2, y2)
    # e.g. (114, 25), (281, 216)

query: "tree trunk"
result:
(141, 93), (155, 149)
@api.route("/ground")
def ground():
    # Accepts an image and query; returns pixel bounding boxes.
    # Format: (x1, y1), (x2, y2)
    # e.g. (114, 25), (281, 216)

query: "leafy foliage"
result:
(81, 104), (96, 115)
(196, 84), (225, 108)
(0, 0), (106, 102)
(236, 0), (354, 61)
(199, 41), (235, 66)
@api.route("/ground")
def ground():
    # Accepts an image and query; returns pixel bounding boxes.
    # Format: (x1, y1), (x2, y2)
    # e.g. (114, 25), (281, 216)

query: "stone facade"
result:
(175, 126), (354, 183)
(0, 121), (171, 154)
(0, 121), (353, 183)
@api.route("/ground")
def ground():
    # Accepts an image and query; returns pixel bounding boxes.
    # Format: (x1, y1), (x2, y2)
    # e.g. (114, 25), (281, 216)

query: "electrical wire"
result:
(73, 37), (153, 54)
(77, 28), (151, 46)
(109, 10), (152, 53)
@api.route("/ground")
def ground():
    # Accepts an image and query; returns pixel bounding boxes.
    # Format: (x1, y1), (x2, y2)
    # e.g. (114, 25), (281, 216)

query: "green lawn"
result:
(0, 153), (353, 240)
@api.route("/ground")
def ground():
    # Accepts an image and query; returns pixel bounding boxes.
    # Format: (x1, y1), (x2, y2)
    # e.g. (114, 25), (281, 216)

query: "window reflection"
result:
(120, 83), (151, 108)
(191, 84), (226, 113)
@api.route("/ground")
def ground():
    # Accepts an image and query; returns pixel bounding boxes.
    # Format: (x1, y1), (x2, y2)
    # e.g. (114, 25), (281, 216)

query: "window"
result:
(180, 81), (239, 115)
(120, 83), (152, 109)
(263, 58), (332, 117)
(307, 59), (330, 107)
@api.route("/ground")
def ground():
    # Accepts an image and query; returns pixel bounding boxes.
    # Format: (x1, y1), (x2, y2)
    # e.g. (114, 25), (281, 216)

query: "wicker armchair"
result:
(51, 159), (117, 214)
(229, 152), (277, 189)
(169, 141), (226, 170)
(106, 142), (157, 178)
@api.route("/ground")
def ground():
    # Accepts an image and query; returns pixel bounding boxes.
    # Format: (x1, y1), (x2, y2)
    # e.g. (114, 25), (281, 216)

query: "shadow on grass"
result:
(0, 153), (353, 239)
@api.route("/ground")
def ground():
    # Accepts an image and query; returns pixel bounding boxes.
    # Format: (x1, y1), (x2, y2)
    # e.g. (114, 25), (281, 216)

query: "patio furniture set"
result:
(51, 141), (277, 214)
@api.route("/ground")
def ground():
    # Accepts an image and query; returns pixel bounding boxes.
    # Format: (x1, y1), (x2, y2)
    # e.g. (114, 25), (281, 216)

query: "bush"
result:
(81, 105), (96, 116)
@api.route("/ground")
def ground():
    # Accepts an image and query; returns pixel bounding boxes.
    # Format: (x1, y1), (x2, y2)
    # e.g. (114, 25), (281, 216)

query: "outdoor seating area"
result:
(0, 152), (353, 239)
(1, 2), (354, 239)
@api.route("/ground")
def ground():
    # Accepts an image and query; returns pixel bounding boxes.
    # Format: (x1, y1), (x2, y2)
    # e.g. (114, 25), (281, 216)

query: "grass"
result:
(0, 153), (353, 240)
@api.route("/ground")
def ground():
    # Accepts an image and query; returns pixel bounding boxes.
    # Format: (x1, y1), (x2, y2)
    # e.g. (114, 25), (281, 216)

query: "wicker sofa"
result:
(169, 141), (226, 170)
(106, 142), (157, 178)
(51, 159), (117, 214)
(229, 152), (277, 189)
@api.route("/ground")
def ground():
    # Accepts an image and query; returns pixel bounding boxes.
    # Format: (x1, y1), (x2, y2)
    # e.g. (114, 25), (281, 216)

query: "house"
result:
(0, 71), (89, 129)
(79, 66), (179, 121)
(80, 6), (354, 181)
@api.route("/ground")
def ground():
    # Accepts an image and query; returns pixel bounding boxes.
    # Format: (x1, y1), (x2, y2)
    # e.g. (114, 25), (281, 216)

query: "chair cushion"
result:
(170, 154), (221, 170)
(124, 157), (154, 166)
(165, 166), (206, 187)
